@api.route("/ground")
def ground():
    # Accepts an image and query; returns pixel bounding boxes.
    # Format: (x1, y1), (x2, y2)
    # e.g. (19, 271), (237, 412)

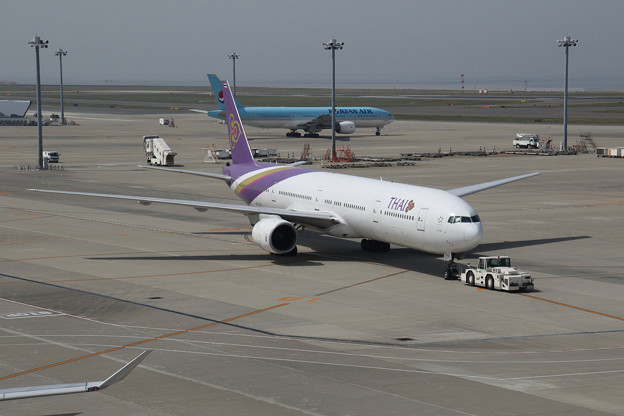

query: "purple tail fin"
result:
(222, 81), (255, 165)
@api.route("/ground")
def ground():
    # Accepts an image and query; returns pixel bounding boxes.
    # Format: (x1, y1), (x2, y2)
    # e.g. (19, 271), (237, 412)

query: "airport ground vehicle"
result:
(43, 151), (60, 163)
(513, 133), (540, 149)
(460, 256), (534, 292)
(143, 136), (176, 166)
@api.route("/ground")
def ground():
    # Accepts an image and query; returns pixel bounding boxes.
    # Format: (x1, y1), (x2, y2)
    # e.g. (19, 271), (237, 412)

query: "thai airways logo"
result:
(229, 113), (241, 149)
(388, 197), (415, 213)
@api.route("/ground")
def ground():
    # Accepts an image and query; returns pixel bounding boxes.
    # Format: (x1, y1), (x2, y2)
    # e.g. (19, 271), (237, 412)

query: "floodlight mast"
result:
(557, 36), (578, 152)
(323, 38), (343, 162)
(54, 49), (67, 125)
(228, 52), (239, 97)
(29, 35), (49, 169)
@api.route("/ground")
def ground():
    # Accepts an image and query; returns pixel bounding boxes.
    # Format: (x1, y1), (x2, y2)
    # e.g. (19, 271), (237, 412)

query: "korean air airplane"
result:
(191, 74), (394, 137)
(30, 81), (539, 279)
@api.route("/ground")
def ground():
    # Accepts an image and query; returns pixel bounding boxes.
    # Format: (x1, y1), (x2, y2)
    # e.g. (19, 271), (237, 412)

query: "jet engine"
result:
(251, 216), (297, 255)
(335, 121), (356, 134)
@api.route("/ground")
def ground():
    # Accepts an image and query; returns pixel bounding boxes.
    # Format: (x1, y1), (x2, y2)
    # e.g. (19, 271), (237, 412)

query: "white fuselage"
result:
(245, 115), (392, 130)
(231, 166), (483, 255)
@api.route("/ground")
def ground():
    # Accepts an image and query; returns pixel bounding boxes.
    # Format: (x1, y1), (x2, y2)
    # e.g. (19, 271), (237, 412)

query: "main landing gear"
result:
(286, 131), (322, 138)
(360, 239), (390, 252)
(376, 127), (381, 136)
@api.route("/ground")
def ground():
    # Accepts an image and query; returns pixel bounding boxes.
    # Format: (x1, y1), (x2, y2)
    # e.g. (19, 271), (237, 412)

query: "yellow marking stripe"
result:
(315, 270), (409, 296)
(234, 167), (293, 194)
(0, 303), (290, 381)
(519, 293), (624, 321)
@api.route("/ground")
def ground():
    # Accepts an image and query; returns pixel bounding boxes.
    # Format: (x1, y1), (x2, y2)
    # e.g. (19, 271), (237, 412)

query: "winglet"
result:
(0, 350), (151, 401)
(222, 80), (255, 165)
(94, 349), (152, 391)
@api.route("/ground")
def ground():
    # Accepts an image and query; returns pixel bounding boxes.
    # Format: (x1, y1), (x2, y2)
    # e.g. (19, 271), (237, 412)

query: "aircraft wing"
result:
(297, 113), (332, 131)
(189, 109), (209, 114)
(0, 350), (151, 401)
(447, 172), (541, 197)
(138, 165), (231, 181)
(27, 189), (341, 229)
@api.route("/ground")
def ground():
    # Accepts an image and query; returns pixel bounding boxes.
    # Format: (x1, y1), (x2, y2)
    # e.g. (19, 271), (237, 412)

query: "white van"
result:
(43, 151), (60, 163)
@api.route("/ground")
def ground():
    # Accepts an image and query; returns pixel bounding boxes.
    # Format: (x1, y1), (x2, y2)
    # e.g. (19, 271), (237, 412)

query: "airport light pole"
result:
(29, 35), (49, 169)
(557, 36), (578, 152)
(228, 52), (239, 97)
(323, 38), (343, 162)
(54, 49), (67, 125)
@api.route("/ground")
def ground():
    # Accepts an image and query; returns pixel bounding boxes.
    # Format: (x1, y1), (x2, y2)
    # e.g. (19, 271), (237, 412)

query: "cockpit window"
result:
(448, 215), (481, 224)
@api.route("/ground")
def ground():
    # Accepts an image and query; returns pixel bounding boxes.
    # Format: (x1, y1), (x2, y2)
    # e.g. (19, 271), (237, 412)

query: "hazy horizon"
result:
(4, 1), (624, 92)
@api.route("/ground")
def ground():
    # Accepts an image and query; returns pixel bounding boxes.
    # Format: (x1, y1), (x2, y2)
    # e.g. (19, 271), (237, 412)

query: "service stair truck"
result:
(143, 135), (177, 166)
(460, 256), (534, 292)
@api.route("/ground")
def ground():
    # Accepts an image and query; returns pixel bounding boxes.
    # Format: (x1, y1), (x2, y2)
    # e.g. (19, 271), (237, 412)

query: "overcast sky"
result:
(3, 0), (624, 90)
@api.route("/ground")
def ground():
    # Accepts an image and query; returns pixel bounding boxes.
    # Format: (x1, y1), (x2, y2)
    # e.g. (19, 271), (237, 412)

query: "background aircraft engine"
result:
(251, 217), (297, 254)
(335, 121), (356, 134)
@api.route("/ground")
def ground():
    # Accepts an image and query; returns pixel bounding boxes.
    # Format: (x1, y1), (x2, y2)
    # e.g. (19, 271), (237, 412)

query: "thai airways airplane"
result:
(0, 350), (150, 401)
(30, 81), (539, 279)
(191, 74), (394, 137)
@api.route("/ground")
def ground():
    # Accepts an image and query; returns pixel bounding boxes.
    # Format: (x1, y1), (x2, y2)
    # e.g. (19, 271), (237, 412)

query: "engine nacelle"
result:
(251, 217), (297, 255)
(335, 121), (356, 134)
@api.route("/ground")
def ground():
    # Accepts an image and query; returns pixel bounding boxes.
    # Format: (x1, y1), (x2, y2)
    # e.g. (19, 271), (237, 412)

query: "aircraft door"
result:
(314, 189), (323, 211)
(372, 200), (381, 223)
(417, 208), (428, 231)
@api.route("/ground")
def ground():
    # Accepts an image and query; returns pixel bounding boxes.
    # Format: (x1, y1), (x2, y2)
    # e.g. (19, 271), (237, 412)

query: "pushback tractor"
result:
(460, 256), (534, 292)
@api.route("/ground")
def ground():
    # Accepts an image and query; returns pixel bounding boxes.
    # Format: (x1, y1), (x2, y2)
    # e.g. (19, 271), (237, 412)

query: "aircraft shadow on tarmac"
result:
(248, 135), (352, 141)
(192, 230), (251, 235)
(42, 414), (81, 416)
(85, 234), (591, 277)
(474, 235), (591, 254)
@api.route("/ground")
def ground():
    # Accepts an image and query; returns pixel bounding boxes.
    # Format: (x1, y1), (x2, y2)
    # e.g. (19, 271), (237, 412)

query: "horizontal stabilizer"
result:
(448, 172), (541, 197)
(286, 161), (308, 167)
(138, 165), (231, 181)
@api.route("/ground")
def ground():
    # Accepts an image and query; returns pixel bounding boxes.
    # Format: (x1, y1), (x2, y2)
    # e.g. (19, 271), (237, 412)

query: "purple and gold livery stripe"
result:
(234, 166), (311, 204)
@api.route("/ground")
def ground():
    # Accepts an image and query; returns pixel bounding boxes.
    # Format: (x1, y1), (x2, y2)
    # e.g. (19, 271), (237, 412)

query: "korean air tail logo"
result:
(229, 113), (241, 149)
(217, 90), (224, 104)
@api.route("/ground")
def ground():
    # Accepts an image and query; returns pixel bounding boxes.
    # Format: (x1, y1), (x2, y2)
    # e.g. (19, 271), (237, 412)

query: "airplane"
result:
(0, 349), (151, 401)
(190, 74), (394, 137)
(30, 81), (539, 279)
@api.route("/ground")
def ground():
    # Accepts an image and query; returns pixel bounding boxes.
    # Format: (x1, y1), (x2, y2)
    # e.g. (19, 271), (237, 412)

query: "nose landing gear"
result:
(443, 252), (463, 280)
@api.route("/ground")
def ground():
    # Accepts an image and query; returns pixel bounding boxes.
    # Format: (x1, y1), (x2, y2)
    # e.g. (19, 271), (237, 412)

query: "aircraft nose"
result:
(464, 223), (483, 249)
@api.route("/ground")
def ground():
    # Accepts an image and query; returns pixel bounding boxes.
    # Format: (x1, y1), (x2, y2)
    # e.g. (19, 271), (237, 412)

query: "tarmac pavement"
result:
(1, 109), (623, 415)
